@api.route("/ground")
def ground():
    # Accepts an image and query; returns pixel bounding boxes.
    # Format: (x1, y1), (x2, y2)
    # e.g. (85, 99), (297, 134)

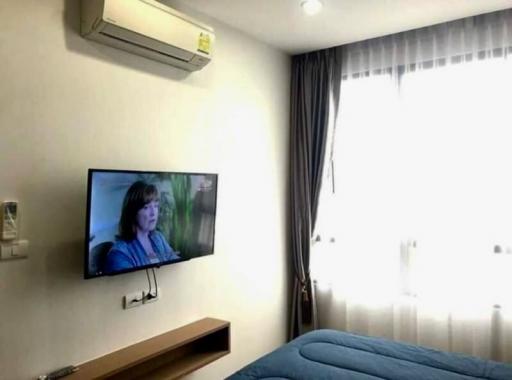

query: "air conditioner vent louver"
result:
(99, 31), (191, 63)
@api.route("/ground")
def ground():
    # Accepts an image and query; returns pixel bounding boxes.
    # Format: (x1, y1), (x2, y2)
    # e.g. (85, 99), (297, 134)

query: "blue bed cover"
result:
(227, 329), (512, 380)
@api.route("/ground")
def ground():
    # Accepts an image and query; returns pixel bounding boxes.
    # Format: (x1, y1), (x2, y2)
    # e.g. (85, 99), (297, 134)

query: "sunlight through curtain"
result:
(313, 9), (512, 362)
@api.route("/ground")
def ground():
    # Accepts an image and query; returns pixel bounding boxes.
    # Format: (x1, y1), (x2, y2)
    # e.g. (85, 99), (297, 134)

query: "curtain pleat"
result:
(341, 8), (512, 79)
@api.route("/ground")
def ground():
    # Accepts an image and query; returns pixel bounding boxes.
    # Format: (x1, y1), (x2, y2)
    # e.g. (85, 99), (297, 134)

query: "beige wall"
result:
(0, 1), (290, 379)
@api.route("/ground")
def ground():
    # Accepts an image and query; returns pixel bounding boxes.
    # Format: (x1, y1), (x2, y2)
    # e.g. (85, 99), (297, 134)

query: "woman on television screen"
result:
(104, 181), (180, 274)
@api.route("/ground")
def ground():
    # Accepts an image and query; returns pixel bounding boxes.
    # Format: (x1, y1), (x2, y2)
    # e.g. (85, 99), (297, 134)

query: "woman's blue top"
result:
(104, 230), (180, 273)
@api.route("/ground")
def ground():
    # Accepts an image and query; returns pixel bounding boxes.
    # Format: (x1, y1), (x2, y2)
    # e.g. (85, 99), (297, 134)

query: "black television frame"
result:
(84, 168), (218, 279)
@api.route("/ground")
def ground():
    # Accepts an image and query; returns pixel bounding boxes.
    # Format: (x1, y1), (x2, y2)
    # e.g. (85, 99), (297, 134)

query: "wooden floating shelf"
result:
(67, 318), (230, 380)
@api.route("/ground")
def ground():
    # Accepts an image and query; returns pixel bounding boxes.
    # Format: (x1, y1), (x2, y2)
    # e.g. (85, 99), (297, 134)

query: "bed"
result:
(226, 329), (512, 380)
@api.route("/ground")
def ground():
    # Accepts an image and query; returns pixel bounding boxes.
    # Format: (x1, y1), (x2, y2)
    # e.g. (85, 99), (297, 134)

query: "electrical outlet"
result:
(0, 240), (29, 260)
(124, 291), (144, 309)
(143, 287), (161, 304)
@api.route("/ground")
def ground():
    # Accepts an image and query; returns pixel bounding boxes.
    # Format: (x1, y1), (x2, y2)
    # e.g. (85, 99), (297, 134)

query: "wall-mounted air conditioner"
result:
(81, 0), (214, 71)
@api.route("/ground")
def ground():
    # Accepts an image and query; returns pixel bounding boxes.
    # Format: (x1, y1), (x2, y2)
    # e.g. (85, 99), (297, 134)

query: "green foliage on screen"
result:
(155, 173), (195, 259)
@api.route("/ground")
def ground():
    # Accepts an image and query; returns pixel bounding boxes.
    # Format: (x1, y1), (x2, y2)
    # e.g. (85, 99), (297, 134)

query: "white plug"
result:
(143, 287), (161, 304)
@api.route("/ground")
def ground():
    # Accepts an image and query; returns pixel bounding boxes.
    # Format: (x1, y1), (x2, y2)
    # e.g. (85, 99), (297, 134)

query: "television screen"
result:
(85, 169), (218, 278)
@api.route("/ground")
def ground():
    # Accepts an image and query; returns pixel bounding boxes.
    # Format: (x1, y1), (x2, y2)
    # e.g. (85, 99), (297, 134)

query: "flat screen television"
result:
(84, 169), (218, 278)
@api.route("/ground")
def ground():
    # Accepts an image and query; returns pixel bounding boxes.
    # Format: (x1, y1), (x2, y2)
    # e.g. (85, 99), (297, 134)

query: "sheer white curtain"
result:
(313, 9), (512, 362)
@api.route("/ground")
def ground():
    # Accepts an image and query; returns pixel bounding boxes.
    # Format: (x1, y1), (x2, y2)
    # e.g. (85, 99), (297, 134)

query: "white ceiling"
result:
(169, 0), (512, 54)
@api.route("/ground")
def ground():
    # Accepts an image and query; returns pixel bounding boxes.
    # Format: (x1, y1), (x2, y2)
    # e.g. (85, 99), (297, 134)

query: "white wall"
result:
(0, 1), (291, 379)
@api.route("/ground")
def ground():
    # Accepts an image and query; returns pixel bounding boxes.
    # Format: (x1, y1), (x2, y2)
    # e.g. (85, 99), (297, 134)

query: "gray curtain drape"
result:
(341, 9), (512, 79)
(289, 47), (342, 339)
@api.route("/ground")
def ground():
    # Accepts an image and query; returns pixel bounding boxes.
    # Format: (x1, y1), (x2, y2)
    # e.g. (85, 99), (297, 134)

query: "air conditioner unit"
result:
(81, 0), (214, 71)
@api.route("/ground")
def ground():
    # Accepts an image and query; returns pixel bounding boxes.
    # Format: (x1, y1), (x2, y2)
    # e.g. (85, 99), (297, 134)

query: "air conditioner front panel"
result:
(101, 23), (194, 62)
(103, 0), (213, 59)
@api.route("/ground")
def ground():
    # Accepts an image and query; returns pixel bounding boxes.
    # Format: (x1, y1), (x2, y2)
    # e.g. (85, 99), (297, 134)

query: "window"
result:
(315, 57), (512, 309)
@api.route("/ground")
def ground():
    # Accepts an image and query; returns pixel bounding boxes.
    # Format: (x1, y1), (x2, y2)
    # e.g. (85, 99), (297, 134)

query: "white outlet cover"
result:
(124, 291), (144, 309)
(0, 240), (29, 260)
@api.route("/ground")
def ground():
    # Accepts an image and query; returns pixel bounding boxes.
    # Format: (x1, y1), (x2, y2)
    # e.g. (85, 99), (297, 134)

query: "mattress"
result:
(226, 329), (512, 380)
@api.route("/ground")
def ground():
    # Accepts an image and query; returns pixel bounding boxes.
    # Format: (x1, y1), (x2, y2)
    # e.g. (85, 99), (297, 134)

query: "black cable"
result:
(144, 268), (159, 301)
(152, 267), (158, 298)
(145, 268), (153, 300)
